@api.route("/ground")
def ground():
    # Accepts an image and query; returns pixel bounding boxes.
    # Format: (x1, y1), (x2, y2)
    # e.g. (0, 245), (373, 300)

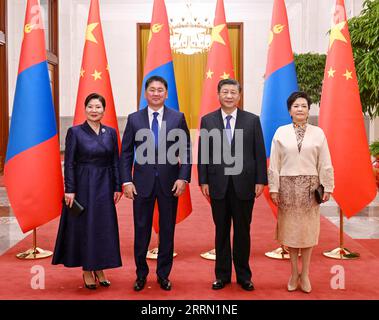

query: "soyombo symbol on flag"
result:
(4, 0), (64, 233)
(260, 0), (298, 217)
(141, 0), (192, 233)
(319, 0), (376, 218)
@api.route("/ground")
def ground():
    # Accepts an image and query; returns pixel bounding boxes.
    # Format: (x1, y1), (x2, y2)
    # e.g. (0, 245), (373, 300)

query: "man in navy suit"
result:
(120, 76), (191, 291)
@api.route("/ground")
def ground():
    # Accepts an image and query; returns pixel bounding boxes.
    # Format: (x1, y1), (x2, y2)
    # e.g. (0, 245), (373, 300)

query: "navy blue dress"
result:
(52, 121), (122, 271)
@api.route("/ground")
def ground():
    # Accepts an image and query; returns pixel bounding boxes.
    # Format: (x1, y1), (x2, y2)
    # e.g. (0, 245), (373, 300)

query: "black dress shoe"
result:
(157, 277), (171, 291)
(94, 271), (111, 287)
(83, 274), (97, 290)
(212, 279), (230, 290)
(134, 277), (146, 291)
(239, 280), (255, 291)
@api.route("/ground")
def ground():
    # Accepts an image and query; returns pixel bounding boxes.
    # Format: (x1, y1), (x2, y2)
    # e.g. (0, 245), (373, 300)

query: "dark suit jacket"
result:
(198, 108), (267, 200)
(120, 106), (191, 197)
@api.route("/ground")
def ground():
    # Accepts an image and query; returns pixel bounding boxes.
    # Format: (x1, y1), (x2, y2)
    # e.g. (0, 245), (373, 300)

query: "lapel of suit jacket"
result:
(214, 108), (225, 131)
(214, 108), (231, 154)
(159, 105), (170, 147)
(141, 107), (150, 130)
(232, 108), (244, 149)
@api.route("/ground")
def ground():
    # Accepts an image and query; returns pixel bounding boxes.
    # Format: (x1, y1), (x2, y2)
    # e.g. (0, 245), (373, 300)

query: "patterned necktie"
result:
(225, 115), (233, 144)
(152, 112), (159, 148)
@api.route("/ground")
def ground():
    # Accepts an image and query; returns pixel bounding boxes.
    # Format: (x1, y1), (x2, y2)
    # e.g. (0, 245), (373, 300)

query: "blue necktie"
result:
(225, 115), (232, 144)
(152, 112), (159, 148)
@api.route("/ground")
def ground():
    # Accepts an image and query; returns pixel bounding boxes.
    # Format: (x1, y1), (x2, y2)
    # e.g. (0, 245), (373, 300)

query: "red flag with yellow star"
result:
(195, 0), (234, 189)
(199, 0), (234, 119)
(73, 0), (120, 145)
(319, 0), (376, 218)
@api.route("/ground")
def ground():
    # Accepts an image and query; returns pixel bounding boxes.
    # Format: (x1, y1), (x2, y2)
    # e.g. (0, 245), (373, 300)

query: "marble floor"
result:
(1, 186), (379, 256)
(0, 187), (32, 255)
(320, 195), (379, 239)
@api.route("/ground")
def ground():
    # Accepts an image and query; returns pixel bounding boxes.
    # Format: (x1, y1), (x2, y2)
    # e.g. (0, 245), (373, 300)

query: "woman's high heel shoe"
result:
(300, 276), (312, 293)
(287, 274), (300, 292)
(94, 271), (111, 287)
(83, 274), (97, 290)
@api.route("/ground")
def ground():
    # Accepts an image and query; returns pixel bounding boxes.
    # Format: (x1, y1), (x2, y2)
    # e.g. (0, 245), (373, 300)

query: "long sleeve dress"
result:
(52, 121), (122, 270)
(268, 123), (334, 248)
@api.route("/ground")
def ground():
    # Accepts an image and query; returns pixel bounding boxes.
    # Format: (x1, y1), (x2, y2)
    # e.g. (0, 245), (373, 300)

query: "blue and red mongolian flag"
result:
(4, 0), (63, 233)
(141, 0), (192, 233)
(260, 0), (298, 216)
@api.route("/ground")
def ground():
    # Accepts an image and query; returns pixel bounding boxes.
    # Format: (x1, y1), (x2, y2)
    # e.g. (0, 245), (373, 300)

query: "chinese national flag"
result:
(319, 0), (376, 218)
(73, 0), (120, 146)
(195, 0), (234, 185)
(199, 0), (234, 119)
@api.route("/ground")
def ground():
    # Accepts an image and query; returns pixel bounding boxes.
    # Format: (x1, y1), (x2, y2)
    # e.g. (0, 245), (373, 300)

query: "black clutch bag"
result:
(315, 184), (324, 204)
(65, 198), (85, 216)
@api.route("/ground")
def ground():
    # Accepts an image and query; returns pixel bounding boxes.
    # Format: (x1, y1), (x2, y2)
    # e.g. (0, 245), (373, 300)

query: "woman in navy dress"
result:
(52, 93), (122, 289)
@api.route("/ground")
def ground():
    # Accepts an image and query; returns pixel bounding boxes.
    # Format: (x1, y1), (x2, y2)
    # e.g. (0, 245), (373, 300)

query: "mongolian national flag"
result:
(73, 0), (120, 146)
(260, 0), (298, 216)
(198, 0), (234, 120)
(319, 0), (376, 218)
(141, 0), (192, 233)
(4, 0), (64, 233)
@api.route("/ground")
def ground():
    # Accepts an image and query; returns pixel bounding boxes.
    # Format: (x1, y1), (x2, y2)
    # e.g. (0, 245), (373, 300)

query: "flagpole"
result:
(16, 229), (53, 259)
(323, 208), (360, 259)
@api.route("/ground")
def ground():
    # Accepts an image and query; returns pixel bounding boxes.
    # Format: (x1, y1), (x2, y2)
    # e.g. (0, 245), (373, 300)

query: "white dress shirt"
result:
(123, 105), (187, 186)
(148, 106), (164, 129)
(221, 108), (237, 138)
(123, 106), (164, 187)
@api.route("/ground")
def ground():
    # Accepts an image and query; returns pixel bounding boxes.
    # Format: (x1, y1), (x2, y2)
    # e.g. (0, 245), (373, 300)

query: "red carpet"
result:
(1, 183), (379, 300)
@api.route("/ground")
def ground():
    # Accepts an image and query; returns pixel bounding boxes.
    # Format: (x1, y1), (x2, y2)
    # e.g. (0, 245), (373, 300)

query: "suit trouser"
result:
(210, 178), (254, 283)
(133, 176), (178, 279)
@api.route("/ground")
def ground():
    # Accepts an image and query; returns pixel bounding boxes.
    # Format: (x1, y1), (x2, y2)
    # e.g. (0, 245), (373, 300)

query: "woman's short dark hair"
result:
(287, 91), (311, 110)
(217, 78), (242, 93)
(84, 93), (106, 109)
(145, 75), (168, 90)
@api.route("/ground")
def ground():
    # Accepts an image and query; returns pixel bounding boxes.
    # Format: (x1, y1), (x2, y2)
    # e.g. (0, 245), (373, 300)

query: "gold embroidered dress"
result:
(268, 123), (334, 248)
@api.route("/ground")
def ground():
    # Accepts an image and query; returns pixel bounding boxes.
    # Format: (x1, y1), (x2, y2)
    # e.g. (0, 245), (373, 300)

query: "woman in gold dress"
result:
(268, 91), (334, 293)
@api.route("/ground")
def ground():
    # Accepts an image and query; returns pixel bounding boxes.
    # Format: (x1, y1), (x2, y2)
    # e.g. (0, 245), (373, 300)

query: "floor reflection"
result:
(0, 187), (31, 255)
(1, 186), (379, 256)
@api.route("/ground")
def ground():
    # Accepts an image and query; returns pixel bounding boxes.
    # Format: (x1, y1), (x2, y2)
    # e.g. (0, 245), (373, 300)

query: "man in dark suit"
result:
(120, 75), (191, 291)
(198, 79), (267, 291)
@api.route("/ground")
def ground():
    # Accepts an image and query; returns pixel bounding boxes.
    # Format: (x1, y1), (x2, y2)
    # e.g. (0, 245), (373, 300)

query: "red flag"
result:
(194, 0), (234, 186)
(73, 0), (120, 146)
(319, 0), (376, 218)
(4, 0), (63, 232)
(199, 0), (234, 119)
(142, 0), (192, 233)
